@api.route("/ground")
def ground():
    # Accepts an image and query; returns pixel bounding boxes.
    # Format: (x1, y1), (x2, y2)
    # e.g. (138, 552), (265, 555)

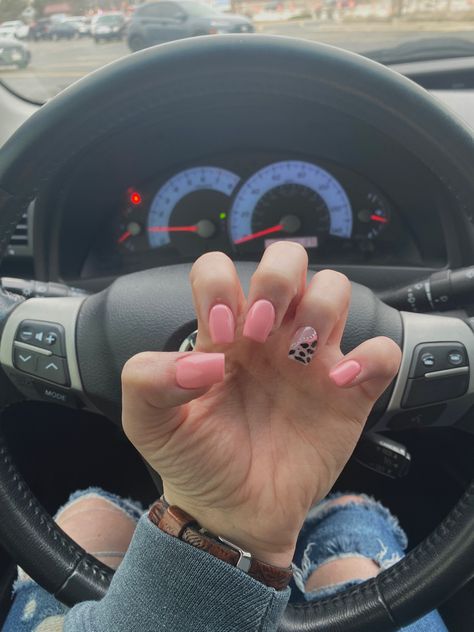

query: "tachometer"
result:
(229, 161), (352, 254)
(147, 166), (240, 255)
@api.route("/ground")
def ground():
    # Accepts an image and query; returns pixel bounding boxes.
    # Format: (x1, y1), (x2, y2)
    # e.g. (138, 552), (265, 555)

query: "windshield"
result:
(1, 0), (474, 103)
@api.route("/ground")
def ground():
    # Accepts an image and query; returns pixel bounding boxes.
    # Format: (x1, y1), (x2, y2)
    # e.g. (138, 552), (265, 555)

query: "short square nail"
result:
(176, 353), (225, 389)
(209, 304), (235, 344)
(288, 327), (318, 365)
(329, 360), (361, 387)
(243, 299), (275, 343)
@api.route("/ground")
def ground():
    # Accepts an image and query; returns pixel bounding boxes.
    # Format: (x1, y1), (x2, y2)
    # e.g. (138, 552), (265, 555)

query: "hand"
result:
(122, 243), (401, 567)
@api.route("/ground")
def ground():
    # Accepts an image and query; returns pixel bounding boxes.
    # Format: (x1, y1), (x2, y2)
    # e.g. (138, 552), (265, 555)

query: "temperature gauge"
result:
(357, 192), (391, 240)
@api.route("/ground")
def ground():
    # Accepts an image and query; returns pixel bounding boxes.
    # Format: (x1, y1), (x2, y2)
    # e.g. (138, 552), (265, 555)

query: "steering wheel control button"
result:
(45, 332), (57, 346)
(18, 327), (34, 343)
(15, 320), (66, 356)
(409, 342), (468, 378)
(13, 347), (40, 373)
(421, 353), (435, 369)
(448, 350), (464, 366)
(36, 355), (69, 386)
(402, 372), (469, 409)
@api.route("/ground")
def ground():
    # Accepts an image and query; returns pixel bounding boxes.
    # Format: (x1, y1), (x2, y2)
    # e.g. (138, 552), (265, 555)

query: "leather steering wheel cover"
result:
(0, 35), (473, 628)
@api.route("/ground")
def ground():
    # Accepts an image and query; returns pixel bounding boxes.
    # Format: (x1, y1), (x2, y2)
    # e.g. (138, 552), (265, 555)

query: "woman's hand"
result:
(122, 243), (401, 567)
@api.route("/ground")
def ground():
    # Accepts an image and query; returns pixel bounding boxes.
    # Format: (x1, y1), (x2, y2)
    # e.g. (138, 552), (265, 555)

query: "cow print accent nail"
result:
(288, 327), (318, 365)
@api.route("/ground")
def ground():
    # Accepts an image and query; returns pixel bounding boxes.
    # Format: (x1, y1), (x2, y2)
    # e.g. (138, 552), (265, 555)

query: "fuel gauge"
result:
(357, 192), (391, 240)
(117, 189), (149, 254)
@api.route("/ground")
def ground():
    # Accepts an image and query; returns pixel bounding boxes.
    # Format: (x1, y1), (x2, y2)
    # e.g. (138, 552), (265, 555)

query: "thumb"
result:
(121, 351), (224, 444)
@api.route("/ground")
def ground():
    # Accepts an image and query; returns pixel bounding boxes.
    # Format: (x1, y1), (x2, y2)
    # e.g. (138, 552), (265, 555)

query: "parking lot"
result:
(2, 21), (474, 102)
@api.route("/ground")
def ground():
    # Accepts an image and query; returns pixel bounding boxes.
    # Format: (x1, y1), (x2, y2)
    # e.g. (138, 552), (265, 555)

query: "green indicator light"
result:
(219, 212), (227, 220)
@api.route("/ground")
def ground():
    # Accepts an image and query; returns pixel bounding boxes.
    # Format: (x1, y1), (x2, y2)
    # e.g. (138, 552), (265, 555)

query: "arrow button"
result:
(37, 355), (69, 386)
(14, 348), (38, 372)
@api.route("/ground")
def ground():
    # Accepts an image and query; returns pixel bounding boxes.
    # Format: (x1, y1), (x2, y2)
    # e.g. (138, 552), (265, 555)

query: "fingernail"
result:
(288, 327), (318, 365)
(329, 360), (361, 387)
(243, 299), (275, 343)
(176, 353), (225, 389)
(209, 304), (235, 344)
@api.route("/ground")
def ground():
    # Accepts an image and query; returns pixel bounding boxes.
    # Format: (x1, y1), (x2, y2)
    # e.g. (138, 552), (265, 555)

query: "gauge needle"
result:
(118, 230), (132, 244)
(234, 224), (284, 245)
(370, 214), (388, 224)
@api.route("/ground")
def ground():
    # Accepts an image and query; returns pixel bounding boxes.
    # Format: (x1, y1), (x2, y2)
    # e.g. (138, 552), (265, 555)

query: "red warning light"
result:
(130, 191), (142, 205)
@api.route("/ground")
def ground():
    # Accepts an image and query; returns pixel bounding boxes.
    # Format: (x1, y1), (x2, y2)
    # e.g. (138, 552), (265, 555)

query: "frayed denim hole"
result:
(306, 492), (380, 524)
(305, 496), (408, 552)
(14, 488), (144, 593)
(293, 531), (403, 585)
(295, 535), (377, 584)
(12, 576), (36, 594)
(374, 538), (403, 570)
(291, 563), (308, 594)
(54, 487), (144, 523)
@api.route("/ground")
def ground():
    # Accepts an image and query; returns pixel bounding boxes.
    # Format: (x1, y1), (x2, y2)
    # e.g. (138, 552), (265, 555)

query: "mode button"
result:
(34, 383), (77, 408)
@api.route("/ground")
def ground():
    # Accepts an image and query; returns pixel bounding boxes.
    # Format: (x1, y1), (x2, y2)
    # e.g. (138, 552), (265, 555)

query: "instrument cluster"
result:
(87, 154), (421, 275)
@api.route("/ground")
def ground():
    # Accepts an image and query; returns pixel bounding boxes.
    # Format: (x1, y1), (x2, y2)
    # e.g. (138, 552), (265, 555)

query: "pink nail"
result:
(329, 360), (361, 387)
(176, 353), (225, 389)
(243, 299), (275, 343)
(209, 304), (235, 344)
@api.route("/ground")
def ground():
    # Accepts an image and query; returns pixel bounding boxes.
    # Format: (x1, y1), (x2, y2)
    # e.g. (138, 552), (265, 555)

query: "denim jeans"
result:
(3, 489), (449, 632)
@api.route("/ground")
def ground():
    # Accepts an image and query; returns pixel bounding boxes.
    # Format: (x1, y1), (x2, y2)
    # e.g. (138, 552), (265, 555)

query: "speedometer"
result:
(229, 161), (353, 254)
(147, 166), (240, 255)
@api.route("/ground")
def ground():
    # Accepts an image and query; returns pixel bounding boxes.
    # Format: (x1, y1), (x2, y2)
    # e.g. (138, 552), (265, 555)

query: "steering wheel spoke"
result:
(374, 311), (474, 433)
(0, 296), (93, 411)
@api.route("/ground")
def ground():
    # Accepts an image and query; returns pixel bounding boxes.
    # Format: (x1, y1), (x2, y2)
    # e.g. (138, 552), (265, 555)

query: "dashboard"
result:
(3, 55), (474, 285)
(82, 152), (424, 278)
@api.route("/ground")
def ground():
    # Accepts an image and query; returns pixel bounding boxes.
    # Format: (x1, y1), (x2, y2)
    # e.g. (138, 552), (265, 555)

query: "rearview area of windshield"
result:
(1, 0), (474, 103)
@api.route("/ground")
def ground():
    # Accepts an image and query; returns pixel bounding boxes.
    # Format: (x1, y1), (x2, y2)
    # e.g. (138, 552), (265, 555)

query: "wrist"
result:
(162, 490), (297, 568)
(149, 496), (294, 591)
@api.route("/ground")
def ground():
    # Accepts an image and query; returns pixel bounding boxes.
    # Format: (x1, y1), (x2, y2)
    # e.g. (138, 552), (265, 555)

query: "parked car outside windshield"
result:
(0, 20), (29, 39)
(127, 1), (254, 51)
(92, 13), (126, 42)
(1, 0), (474, 102)
(0, 37), (30, 68)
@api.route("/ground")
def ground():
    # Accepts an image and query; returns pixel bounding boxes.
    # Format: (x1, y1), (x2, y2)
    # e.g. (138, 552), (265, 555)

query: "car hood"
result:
(0, 37), (26, 47)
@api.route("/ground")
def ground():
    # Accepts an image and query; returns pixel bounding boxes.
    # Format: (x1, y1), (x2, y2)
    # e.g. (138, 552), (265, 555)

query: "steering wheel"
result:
(0, 34), (474, 631)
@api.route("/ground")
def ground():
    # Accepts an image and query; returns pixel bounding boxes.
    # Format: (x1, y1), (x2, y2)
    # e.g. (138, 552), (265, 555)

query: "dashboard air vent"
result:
(6, 207), (33, 257)
(9, 212), (29, 248)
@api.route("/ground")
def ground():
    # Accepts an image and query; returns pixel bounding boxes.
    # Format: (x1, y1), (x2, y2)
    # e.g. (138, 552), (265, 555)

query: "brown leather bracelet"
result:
(148, 497), (293, 591)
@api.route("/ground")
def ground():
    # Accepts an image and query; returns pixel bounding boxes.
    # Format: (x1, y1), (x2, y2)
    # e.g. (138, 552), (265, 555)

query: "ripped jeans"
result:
(290, 493), (448, 631)
(3, 490), (449, 632)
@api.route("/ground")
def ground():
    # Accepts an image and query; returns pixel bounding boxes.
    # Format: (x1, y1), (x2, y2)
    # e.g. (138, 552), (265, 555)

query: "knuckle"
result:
(121, 352), (155, 389)
(252, 268), (294, 297)
(315, 296), (341, 324)
(375, 337), (402, 374)
(318, 269), (351, 293)
(266, 240), (308, 261)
